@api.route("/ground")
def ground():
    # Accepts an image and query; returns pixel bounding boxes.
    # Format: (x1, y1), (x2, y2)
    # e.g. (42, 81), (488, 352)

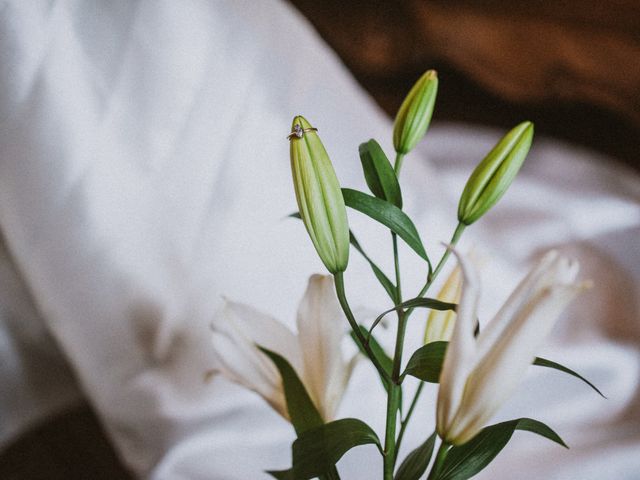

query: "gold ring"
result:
(287, 124), (318, 140)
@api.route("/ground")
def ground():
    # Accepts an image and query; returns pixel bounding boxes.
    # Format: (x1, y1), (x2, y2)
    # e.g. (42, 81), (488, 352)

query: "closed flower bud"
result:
(393, 70), (438, 154)
(289, 115), (349, 273)
(424, 265), (462, 344)
(457, 122), (534, 225)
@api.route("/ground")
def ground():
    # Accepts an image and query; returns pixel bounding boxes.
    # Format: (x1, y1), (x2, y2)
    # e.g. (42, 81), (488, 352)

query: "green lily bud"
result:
(393, 70), (438, 154)
(457, 121), (534, 225)
(289, 115), (349, 274)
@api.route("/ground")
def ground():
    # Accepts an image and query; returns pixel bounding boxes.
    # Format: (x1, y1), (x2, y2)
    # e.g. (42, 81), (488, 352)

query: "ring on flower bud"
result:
(290, 115), (350, 274)
(287, 124), (318, 140)
(393, 70), (438, 155)
(457, 121), (534, 225)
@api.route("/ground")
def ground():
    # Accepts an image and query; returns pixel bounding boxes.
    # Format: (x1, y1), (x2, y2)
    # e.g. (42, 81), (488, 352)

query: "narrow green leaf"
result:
(349, 231), (396, 302)
(359, 139), (403, 208)
(402, 342), (602, 397)
(397, 297), (458, 312)
(394, 431), (437, 480)
(534, 357), (605, 398)
(351, 326), (392, 392)
(350, 327), (401, 411)
(369, 298), (457, 338)
(436, 418), (566, 480)
(402, 341), (448, 383)
(266, 469), (294, 480)
(259, 347), (324, 436)
(342, 188), (430, 264)
(514, 418), (567, 447)
(288, 418), (382, 479)
(289, 212), (396, 302)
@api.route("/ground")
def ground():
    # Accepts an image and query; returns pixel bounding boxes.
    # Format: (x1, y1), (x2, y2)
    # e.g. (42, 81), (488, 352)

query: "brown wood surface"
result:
(290, 0), (640, 167)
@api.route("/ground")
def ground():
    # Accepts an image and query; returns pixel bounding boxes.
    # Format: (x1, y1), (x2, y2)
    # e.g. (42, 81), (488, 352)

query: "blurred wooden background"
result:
(1, 2), (638, 479)
(291, 0), (640, 168)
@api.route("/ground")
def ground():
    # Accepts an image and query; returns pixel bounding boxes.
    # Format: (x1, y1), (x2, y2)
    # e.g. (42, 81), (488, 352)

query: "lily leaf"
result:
(289, 212), (396, 302)
(351, 325), (393, 392)
(266, 470), (294, 480)
(369, 298), (457, 338)
(402, 342), (603, 397)
(402, 341), (448, 383)
(276, 418), (382, 480)
(435, 418), (566, 480)
(352, 326), (402, 413)
(359, 139), (402, 208)
(395, 297), (458, 312)
(259, 347), (323, 436)
(349, 231), (396, 302)
(394, 431), (437, 480)
(341, 188), (430, 264)
(534, 357), (606, 398)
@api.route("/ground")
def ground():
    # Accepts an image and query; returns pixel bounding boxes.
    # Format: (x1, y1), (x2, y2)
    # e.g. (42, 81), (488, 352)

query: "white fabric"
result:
(0, 1), (638, 479)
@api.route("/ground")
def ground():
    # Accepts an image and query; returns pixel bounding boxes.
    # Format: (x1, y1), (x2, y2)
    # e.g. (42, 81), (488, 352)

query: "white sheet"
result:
(0, 1), (638, 479)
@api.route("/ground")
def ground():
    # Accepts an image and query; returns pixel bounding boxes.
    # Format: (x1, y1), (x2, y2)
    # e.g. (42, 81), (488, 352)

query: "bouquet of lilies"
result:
(210, 71), (602, 480)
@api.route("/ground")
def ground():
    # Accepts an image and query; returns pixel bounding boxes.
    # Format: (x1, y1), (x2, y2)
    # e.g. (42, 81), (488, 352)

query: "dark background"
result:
(291, 0), (640, 169)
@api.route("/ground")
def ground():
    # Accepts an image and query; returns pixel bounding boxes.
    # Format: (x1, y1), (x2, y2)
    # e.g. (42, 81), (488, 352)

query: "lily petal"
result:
(437, 251), (583, 445)
(210, 300), (302, 419)
(217, 299), (303, 373)
(475, 250), (570, 359)
(450, 281), (582, 444)
(211, 330), (287, 417)
(296, 274), (346, 420)
(436, 247), (481, 437)
(323, 352), (359, 421)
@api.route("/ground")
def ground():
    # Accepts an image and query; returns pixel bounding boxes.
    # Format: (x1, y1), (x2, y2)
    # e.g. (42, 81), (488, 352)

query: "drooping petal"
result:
(210, 300), (304, 419)
(424, 265), (462, 344)
(211, 331), (287, 418)
(218, 299), (303, 374)
(296, 274), (346, 420)
(436, 248), (481, 437)
(210, 302), (295, 418)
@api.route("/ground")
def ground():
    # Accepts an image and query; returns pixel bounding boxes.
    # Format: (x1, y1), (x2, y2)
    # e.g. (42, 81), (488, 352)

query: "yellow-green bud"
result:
(424, 265), (461, 344)
(457, 121), (534, 225)
(289, 115), (349, 274)
(393, 70), (438, 154)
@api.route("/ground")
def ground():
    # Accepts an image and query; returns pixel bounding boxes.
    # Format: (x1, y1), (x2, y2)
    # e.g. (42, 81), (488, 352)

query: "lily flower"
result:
(437, 249), (585, 445)
(210, 274), (356, 421)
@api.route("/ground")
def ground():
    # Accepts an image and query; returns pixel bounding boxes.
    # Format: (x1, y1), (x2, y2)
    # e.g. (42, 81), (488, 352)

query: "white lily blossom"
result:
(210, 274), (356, 421)
(437, 249), (586, 445)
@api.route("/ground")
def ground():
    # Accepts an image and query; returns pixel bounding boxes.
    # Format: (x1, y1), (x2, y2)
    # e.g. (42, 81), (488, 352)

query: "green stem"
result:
(383, 384), (401, 479)
(392, 234), (402, 304)
(393, 223), (466, 458)
(412, 223), (466, 312)
(334, 272), (390, 383)
(426, 441), (450, 480)
(394, 152), (405, 176)
(384, 231), (406, 478)
(395, 382), (425, 461)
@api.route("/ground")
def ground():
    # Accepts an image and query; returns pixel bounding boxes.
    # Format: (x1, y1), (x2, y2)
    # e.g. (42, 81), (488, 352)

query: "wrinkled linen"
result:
(0, 1), (639, 479)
